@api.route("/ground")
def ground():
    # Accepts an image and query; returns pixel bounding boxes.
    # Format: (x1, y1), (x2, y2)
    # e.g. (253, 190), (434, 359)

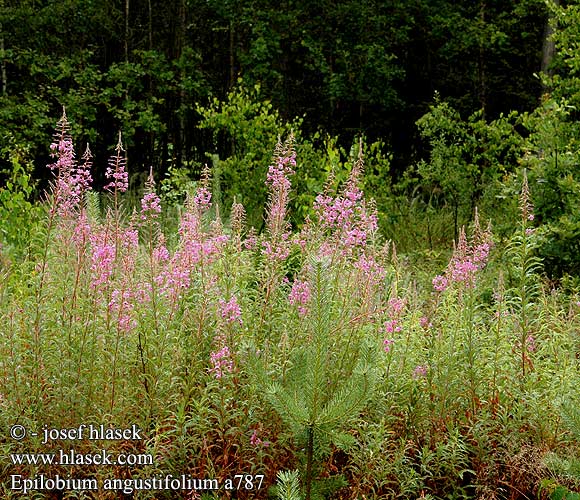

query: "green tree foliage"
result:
(0, 0), (548, 184)
(413, 0), (545, 117)
(413, 97), (523, 242)
(515, 1), (580, 278)
(197, 82), (304, 228)
(259, 258), (377, 500)
(196, 82), (392, 231)
(0, 136), (40, 257)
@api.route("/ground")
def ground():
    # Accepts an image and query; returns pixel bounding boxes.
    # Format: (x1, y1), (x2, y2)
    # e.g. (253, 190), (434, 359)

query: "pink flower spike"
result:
(209, 344), (234, 378)
(526, 335), (537, 353)
(250, 429), (270, 448)
(266, 152), (295, 191)
(140, 192), (162, 220)
(383, 319), (401, 334)
(108, 288), (136, 333)
(105, 132), (128, 193)
(153, 244), (170, 263)
(89, 235), (116, 290)
(244, 236), (257, 250)
(412, 364), (428, 380)
(388, 297), (405, 317)
(219, 296), (243, 325)
(47, 113), (97, 216)
(194, 186), (212, 210)
(432, 275), (448, 292)
(289, 279), (311, 316)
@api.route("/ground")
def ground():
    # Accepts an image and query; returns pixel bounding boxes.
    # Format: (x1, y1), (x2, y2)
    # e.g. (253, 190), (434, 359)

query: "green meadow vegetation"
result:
(1, 1), (580, 499)
(0, 115), (579, 499)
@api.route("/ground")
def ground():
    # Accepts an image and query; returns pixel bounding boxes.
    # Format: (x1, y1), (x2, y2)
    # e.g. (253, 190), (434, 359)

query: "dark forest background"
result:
(0, 0), (550, 178)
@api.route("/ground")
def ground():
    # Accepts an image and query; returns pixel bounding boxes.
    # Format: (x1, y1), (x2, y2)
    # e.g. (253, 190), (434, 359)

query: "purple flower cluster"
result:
(432, 275), (448, 292)
(263, 137), (296, 264)
(313, 168), (378, 254)
(354, 255), (386, 285)
(388, 297), (405, 315)
(243, 230), (258, 251)
(383, 320), (400, 334)
(72, 211), (92, 248)
(432, 224), (492, 292)
(75, 146), (94, 198)
(383, 338), (395, 353)
(412, 364), (429, 380)
(48, 116), (93, 216)
(209, 344), (234, 379)
(153, 243), (170, 263)
(219, 296), (243, 325)
(383, 297), (405, 333)
(288, 279), (311, 316)
(49, 139), (75, 170)
(382, 296), (406, 351)
(140, 192), (162, 220)
(105, 134), (128, 193)
(250, 429), (270, 448)
(108, 288), (136, 333)
(193, 187), (212, 211)
(266, 152), (296, 191)
(89, 233), (116, 289)
(262, 236), (291, 262)
(525, 335), (536, 353)
(159, 220), (227, 302)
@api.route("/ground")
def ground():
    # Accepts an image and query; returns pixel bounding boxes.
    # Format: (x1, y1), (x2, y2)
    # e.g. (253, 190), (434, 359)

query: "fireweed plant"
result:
(0, 112), (578, 499)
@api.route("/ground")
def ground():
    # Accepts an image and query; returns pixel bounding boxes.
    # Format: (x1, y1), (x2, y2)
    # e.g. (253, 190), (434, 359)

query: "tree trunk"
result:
(478, 0), (487, 119)
(305, 424), (314, 500)
(178, 0), (187, 166)
(0, 25), (6, 96)
(229, 19), (235, 89)
(124, 0), (130, 63)
(148, 0), (153, 52)
(542, 0), (559, 78)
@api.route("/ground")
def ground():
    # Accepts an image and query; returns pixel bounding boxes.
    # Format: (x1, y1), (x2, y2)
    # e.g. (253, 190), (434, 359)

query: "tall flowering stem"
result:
(263, 134), (295, 261)
(105, 132), (128, 245)
(259, 134), (296, 333)
(105, 132), (129, 195)
(513, 170), (540, 380)
(108, 226), (141, 411)
(67, 144), (93, 323)
(210, 295), (242, 381)
(33, 108), (81, 392)
(429, 212), (493, 417)
(288, 279), (311, 317)
(137, 167), (163, 407)
(48, 109), (76, 217)
(431, 214), (492, 295)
